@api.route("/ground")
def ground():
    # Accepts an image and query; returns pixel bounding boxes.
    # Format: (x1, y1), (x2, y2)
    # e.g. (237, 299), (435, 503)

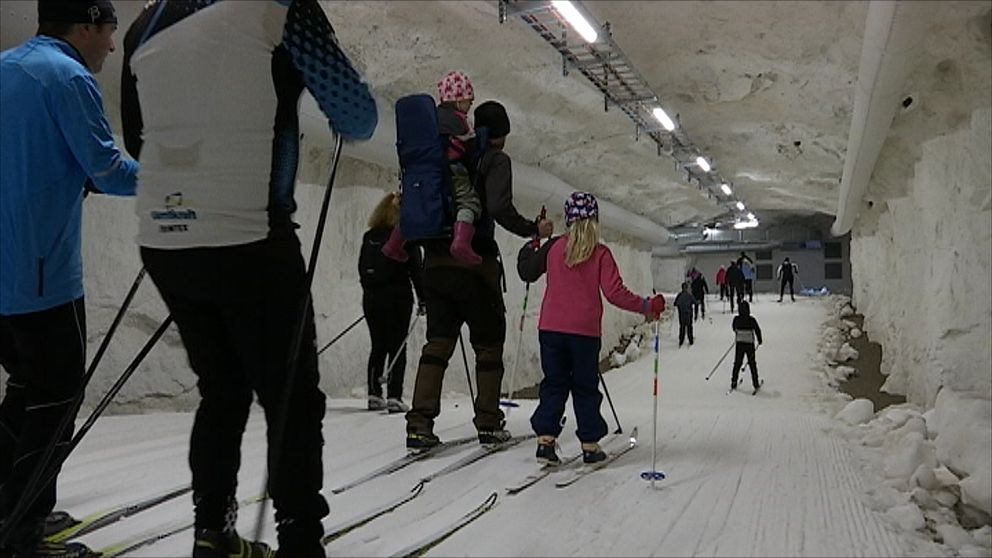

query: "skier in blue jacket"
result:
(0, 2), (137, 556)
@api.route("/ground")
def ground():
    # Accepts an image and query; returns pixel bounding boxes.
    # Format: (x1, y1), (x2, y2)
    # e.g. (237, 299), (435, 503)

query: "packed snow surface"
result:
(55, 295), (986, 557)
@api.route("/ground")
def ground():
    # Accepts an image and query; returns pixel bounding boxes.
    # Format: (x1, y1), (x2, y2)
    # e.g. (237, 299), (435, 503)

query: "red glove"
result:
(646, 294), (665, 318)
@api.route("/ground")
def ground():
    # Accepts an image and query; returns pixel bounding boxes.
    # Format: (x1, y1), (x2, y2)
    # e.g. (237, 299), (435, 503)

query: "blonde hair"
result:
(565, 218), (600, 267)
(368, 192), (400, 229)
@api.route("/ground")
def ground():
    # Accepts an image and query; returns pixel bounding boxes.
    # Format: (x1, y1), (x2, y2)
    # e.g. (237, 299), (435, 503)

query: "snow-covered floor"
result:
(56, 294), (941, 556)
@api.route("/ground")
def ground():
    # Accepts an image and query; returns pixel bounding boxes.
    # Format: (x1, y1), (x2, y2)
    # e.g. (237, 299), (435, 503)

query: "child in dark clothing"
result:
(673, 282), (695, 347)
(731, 301), (763, 392)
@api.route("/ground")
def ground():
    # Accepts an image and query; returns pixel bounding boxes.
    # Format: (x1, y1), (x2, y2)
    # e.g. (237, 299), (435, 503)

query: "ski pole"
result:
(640, 317), (665, 486)
(500, 282), (530, 408)
(383, 314), (420, 385)
(0, 314), (173, 546)
(317, 314), (365, 356)
(501, 205), (545, 408)
(254, 135), (343, 540)
(705, 341), (735, 381)
(458, 331), (475, 403)
(0, 268), (147, 546)
(598, 370), (622, 434)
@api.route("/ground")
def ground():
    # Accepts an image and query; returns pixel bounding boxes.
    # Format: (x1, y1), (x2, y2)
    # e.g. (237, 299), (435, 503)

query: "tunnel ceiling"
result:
(2, 0), (988, 232)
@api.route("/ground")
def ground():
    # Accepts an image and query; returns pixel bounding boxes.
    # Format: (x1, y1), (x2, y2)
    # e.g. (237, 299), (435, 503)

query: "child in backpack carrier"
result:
(382, 70), (484, 265)
(517, 192), (665, 466)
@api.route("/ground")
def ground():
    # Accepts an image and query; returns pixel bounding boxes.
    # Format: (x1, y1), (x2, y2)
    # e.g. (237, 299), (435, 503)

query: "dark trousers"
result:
(729, 284), (742, 312)
(407, 258), (506, 436)
(745, 280), (754, 302)
(142, 235), (327, 556)
(718, 283), (728, 300)
(530, 331), (607, 444)
(0, 299), (85, 554)
(731, 342), (759, 389)
(678, 318), (694, 346)
(692, 296), (705, 320)
(780, 277), (795, 300)
(362, 289), (412, 400)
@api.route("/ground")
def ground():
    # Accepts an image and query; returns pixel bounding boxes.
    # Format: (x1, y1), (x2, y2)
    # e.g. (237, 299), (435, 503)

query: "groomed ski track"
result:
(56, 295), (917, 556)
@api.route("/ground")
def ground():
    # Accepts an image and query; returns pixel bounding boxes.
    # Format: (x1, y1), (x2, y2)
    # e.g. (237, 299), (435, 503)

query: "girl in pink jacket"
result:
(517, 192), (664, 465)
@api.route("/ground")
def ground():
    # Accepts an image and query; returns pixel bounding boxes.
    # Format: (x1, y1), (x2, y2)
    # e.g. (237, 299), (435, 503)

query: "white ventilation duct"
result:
(831, 1), (935, 236)
(300, 96), (672, 245)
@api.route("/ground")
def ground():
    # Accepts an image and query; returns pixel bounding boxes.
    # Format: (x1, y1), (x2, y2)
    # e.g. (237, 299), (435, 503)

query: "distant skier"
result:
(741, 260), (755, 303)
(673, 282), (695, 347)
(777, 257), (799, 302)
(517, 192), (664, 466)
(730, 301), (763, 393)
(726, 260), (745, 312)
(715, 264), (727, 301)
(690, 271), (709, 321)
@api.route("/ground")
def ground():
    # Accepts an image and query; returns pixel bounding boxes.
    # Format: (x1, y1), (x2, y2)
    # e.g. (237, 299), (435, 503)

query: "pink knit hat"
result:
(437, 71), (475, 103)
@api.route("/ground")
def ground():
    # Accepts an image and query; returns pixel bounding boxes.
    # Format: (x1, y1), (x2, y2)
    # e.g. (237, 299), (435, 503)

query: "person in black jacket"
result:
(673, 282), (695, 347)
(690, 271), (709, 321)
(360, 192), (425, 413)
(726, 260), (745, 312)
(777, 257), (799, 302)
(731, 301), (763, 392)
(405, 101), (554, 451)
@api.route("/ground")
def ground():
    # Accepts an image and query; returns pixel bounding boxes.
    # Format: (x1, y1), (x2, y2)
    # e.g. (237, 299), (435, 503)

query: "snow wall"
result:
(79, 152), (654, 413)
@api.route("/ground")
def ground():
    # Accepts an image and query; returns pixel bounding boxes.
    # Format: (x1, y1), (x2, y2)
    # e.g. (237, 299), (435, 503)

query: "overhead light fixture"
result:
(720, 183), (733, 196)
(695, 156), (711, 172)
(747, 212), (755, 220)
(651, 107), (676, 131)
(551, 1), (598, 43)
(734, 219), (759, 230)
(736, 201), (746, 211)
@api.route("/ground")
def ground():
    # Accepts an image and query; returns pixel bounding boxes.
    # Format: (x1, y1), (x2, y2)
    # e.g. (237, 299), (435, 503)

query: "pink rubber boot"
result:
(382, 225), (408, 262)
(449, 221), (482, 265)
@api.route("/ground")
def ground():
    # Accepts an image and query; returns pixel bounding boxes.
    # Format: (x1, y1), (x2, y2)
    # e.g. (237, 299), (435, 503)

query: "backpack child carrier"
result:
(394, 94), (492, 241)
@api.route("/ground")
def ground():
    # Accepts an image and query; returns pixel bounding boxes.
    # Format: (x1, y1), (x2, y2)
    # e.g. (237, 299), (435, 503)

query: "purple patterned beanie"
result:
(564, 191), (599, 226)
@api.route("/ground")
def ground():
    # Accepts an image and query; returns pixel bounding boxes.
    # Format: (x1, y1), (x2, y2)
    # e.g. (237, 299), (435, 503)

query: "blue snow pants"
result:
(530, 330), (608, 443)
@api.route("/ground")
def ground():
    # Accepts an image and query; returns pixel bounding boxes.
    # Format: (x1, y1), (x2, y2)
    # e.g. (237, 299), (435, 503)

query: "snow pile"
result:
(836, 398), (874, 425)
(837, 403), (992, 557)
(607, 326), (649, 368)
(814, 295), (992, 556)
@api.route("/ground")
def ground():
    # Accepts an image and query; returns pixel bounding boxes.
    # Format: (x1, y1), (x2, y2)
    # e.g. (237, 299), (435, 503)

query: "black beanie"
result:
(38, 0), (118, 25)
(474, 101), (511, 139)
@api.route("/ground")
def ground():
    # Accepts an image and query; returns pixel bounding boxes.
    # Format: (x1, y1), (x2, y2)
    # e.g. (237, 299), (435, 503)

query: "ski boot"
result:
(193, 528), (274, 558)
(367, 395), (386, 411)
(581, 443), (607, 464)
(406, 432), (441, 453)
(536, 438), (561, 466)
(386, 398), (409, 414)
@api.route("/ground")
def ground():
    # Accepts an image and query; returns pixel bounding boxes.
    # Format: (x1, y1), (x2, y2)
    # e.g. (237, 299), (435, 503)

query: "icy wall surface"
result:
(850, 108), (991, 406)
(849, 108), (992, 514)
(79, 156), (653, 412)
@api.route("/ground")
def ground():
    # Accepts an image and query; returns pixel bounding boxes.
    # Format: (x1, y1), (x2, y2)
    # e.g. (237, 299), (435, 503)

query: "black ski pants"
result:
(362, 287), (413, 400)
(407, 257), (506, 436)
(731, 342), (759, 389)
(142, 235), (327, 556)
(678, 315), (694, 346)
(745, 279), (754, 302)
(0, 298), (85, 554)
(780, 277), (795, 300)
(718, 283), (728, 300)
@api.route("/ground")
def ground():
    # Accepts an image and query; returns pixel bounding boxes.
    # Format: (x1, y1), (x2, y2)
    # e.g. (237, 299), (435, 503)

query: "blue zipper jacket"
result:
(1, 35), (138, 315)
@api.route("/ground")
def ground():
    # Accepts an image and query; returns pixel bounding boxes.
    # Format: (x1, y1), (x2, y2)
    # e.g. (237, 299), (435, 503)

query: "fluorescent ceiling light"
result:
(734, 219), (759, 230)
(551, 1), (598, 43)
(736, 201), (746, 211)
(695, 156), (711, 172)
(747, 212), (755, 220)
(720, 183), (733, 196)
(651, 107), (676, 131)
